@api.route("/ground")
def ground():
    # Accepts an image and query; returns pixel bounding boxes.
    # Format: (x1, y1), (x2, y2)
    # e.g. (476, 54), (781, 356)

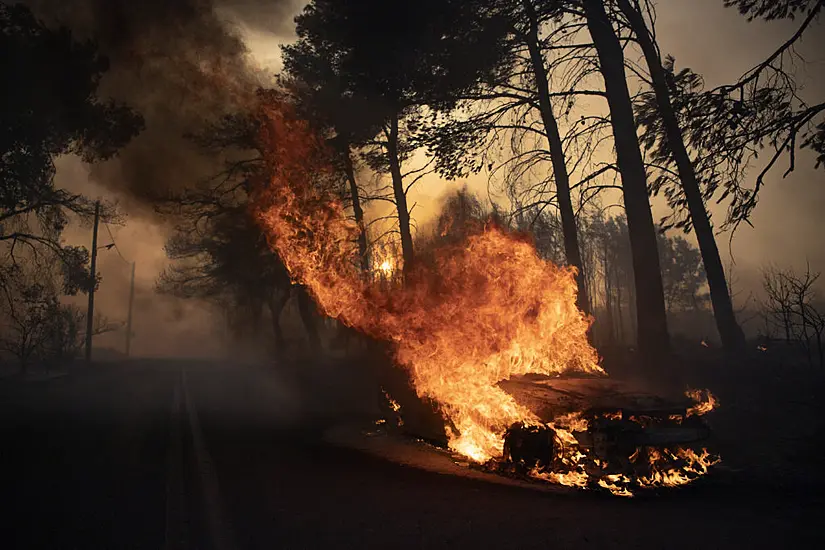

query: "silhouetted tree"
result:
(0, 252), (114, 374)
(282, 0), (508, 270)
(617, 0), (745, 352)
(761, 264), (825, 367)
(581, 0), (670, 364)
(638, 1), (824, 235)
(656, 232), (707, 315)
(158, 110), (317, 354)
(422, 0), (604, 315)
(1, 3), (142, 268)
(723, 0), (825, 204)
(724, 0), (819, 20)
(581, 211), (635, 345)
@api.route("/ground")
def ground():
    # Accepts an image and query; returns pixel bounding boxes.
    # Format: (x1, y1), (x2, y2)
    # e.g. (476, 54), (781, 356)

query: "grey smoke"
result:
(15, 0), (300, 358)
(21, 0), (296, 202)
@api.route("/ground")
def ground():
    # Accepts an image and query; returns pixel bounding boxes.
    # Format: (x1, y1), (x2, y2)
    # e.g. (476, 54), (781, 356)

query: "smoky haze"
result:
(17, 0), (300, 357)
(20, 0), (292, 201)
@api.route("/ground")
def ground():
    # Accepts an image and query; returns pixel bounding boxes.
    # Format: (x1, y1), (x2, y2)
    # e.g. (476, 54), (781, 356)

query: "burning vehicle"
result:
(497, 376), (719, 495)
(377, 373), (720, 496)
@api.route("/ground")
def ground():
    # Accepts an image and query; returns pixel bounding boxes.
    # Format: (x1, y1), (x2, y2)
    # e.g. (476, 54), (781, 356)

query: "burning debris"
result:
(380, 387), (404, 428)
(253, 101), (720, 496)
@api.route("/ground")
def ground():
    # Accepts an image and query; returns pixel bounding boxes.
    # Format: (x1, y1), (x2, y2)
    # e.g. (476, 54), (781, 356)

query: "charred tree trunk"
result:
(295, 284), (321, 350)
(617, 0), (746, 353)
(340, 142), (370, 272)
(386, 114), (415, 270)
(583, 0), (670, 364)
(523, 0), (590, 315)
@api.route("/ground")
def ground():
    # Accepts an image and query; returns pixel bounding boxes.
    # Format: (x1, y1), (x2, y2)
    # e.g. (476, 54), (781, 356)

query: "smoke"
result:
(21, 0), (297, 202)
(217, 0), (306, 37)
(15, 0), (300, 357)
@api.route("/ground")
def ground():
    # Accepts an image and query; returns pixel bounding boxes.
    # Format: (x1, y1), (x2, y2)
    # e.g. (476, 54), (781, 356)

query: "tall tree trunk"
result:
(617, 0), (746, 353)
(522, 0), (590, 315)
(340, 142), (370, 272)
(295, 284), (321, 350)
(583, 0), (670, 364)
(386, 114), (415, 269)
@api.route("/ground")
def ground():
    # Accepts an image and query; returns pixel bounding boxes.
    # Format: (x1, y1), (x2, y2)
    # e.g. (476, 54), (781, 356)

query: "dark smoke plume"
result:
(21, 0), (296, 202)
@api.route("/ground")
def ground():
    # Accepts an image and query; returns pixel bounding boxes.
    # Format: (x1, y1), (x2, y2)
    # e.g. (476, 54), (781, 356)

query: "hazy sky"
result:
(50, 0), (824, 354)
(228, 0), (825, 277)
(651, 0), (825, 284)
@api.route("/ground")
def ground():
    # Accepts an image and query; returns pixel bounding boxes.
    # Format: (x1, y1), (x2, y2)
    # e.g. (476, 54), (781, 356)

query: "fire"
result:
(598, 474), (634, 497)
(686, 389), (718, 417)
(382, 388), (402, 413)
(254, 101), (602, 463)
(371, 245), (398, 282)
(252, 100), (719, 495)
(637, 447), (721, 487)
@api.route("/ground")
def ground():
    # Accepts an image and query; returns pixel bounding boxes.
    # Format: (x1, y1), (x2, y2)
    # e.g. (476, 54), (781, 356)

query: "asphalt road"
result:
(1, 360), (822, 549)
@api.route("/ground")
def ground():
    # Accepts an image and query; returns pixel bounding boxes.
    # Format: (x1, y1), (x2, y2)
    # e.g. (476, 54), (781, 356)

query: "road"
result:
(1, 360), (822, 549)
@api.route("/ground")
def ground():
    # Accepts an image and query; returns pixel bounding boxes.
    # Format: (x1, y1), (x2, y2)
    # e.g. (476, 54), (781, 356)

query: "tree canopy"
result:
(1, 3), (142, 290)
(281, 0), (512, 267)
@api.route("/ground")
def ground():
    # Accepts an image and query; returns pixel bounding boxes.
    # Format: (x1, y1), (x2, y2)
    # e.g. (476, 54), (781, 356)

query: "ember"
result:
(254, 101), (720, 495)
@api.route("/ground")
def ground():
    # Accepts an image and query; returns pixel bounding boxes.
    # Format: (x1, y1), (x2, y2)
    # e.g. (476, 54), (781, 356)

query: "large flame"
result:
(254, 101), (602, 462)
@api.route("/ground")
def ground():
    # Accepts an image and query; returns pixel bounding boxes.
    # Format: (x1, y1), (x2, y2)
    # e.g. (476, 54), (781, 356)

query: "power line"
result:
(103, 222), (131, 265)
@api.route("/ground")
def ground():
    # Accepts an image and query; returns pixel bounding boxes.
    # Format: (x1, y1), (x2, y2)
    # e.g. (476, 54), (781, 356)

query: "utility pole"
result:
(85, 201), (100, 363)
(125, 261), (135, 357)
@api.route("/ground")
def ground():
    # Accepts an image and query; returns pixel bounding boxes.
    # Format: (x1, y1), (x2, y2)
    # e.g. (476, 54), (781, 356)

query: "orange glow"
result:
(371, 245), (399, 283)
